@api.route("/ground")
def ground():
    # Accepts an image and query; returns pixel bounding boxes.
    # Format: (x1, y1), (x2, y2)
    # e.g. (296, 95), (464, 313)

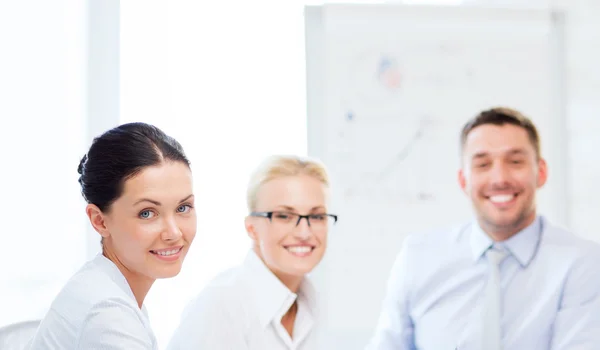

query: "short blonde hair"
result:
(246, 155), (330, 212)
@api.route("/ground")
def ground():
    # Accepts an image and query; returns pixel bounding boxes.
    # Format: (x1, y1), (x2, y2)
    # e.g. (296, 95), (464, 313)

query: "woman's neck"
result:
(252, 248), (302, 338)
(276, 273), (303, 294)
(281, 300), (298, 338)
(253, 247), (303, 293)
(102, 249), (155, 308)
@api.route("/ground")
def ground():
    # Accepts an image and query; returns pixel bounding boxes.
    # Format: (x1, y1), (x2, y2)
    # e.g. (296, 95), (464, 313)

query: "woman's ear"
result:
(244, 216), (258, 241)
(86, 204), (111, 239)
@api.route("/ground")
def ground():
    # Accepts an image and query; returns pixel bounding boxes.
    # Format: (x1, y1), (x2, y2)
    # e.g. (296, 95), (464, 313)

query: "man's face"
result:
(458, 124), (547, 238)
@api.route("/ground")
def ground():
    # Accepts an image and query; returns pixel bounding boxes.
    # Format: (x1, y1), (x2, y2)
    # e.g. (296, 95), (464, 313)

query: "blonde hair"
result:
(246, 155), (330, 212)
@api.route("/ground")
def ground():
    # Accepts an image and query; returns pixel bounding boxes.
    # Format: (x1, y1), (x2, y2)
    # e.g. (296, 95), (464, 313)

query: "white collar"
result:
(243, 250), (317, 329)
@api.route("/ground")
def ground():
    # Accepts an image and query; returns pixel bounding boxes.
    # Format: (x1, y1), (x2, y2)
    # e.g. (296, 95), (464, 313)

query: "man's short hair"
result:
(460, 107), (541, 159)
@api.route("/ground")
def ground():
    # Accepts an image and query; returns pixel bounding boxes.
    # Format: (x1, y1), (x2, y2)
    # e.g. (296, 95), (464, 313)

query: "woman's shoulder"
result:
(178, 265), (252, 322)
(167, 267), (251, 348)
(192, 266), (247, 305)
(48, 255), (140, 320)
(74, 296), (155, 349)
(29, 258), (149, 349)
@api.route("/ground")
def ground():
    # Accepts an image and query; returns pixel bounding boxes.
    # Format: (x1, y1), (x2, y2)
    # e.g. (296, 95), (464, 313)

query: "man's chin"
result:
(483, 213), (530, 233)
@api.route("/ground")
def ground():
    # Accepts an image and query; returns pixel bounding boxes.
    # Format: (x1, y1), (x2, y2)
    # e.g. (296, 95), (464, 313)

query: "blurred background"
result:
(0, 0), (599, 349)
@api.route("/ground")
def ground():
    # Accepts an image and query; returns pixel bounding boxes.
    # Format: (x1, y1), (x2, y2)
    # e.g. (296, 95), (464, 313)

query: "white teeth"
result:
(154, 248), (180, 256)
(286, 246), (312, 254)
(489, 194), (515, 203)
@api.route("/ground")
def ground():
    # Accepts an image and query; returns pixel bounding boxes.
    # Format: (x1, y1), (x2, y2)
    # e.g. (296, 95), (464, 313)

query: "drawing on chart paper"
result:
(330, 50), (440, 204)
(376, 56), (402, 90)
(342, 52), (406, 110)
(339, 113), (438, 203)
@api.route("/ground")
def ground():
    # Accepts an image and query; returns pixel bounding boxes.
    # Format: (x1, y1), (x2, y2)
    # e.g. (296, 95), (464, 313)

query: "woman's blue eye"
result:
(177, 205), (191, 213)
(139, 210), (154, 219)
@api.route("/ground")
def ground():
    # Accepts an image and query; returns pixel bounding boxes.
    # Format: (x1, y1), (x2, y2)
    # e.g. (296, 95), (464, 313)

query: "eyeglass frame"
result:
(249, 211), (338, 227)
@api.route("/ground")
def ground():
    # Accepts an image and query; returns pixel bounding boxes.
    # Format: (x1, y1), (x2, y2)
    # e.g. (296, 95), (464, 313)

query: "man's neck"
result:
(483, 212), (537, 242)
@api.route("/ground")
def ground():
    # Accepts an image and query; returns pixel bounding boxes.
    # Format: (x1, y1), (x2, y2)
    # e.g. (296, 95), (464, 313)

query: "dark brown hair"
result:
(460, 107), (541, 159)
(78, 122), (190, 212)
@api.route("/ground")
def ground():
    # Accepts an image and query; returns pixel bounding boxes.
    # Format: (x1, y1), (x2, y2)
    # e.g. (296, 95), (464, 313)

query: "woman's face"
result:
(89, 161), (197, 280)
(245, 175), (332, 281)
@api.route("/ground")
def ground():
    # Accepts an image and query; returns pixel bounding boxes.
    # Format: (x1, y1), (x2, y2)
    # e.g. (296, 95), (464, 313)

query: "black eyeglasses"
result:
(250, 211), (338, 229)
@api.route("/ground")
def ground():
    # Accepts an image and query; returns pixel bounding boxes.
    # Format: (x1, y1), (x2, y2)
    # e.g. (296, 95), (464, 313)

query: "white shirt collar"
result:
(243, 250), (317, 329)
(469, 216), (543, 267)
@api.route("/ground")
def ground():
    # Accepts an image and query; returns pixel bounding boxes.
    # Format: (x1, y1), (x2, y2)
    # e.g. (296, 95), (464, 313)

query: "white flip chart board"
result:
(305, 4), (566, 349)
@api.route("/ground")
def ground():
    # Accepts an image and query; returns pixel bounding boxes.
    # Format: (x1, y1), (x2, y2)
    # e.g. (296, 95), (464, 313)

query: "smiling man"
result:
(367, 107), (600, 350)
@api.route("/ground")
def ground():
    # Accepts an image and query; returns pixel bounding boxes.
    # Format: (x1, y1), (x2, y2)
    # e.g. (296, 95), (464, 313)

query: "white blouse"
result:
(27, 254), (157, 349)
(167, 250), (320, 350)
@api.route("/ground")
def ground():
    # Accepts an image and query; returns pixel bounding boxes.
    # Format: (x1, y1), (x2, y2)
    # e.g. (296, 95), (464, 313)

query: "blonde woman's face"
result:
(246, 175), (331, 279)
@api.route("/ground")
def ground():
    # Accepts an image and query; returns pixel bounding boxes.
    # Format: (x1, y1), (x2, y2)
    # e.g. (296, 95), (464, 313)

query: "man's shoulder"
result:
(542, 218), (600, 255)
(537, 218), (600, 278)
(389, 221), (472, 269)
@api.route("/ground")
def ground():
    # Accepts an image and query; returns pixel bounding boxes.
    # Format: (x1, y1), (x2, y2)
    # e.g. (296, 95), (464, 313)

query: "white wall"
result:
(85, 0), (121, 259)
(0, 0), (88, 326)
(559, 0), (600, 239)
(0, 0), (120, 328)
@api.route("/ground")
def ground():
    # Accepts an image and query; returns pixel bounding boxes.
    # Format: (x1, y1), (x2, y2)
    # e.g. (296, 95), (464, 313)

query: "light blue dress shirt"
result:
(367, 216), (600, 350)
(27, 254), (157, 349)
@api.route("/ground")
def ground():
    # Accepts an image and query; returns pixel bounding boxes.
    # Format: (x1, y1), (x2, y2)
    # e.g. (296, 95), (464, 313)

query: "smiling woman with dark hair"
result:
(28, 122), (197, 349)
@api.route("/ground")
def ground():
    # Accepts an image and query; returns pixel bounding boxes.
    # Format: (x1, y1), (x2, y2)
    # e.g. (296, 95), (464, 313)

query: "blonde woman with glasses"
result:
(167, 155), (337, 350)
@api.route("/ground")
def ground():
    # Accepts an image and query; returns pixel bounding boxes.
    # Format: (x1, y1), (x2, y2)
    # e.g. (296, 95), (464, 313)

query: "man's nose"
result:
(489, 163), (511, 186)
